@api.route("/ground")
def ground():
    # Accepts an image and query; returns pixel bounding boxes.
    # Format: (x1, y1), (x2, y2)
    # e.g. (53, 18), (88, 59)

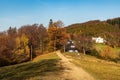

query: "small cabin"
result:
(92, 37), (106, 43)
(65, 40), (78, 52)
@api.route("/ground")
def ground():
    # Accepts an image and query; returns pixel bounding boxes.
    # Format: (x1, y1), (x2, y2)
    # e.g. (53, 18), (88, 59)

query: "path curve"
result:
(56, 51), (95, 80)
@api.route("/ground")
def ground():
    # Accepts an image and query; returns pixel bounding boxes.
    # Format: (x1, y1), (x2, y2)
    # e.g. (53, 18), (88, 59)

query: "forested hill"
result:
(66, 17), (120, 36)
(107, 17), (120, 28)
(66, 17), (120, 47)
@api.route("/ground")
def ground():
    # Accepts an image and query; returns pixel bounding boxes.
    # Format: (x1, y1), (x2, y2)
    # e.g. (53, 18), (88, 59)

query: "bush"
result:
(99, 46), (117, 60)
(90, 49), (99, 56)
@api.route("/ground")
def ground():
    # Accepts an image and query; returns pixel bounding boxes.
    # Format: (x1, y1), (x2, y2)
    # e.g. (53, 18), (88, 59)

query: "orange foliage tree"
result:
(47, 19), (69, 52)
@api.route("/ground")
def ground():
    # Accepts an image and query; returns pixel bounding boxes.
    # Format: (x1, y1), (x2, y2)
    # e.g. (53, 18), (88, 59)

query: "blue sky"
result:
(0, 0), (120, 31)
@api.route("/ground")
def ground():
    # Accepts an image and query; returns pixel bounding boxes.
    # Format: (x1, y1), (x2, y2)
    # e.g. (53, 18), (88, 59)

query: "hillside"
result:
(66, 17), (120, 47)
(66, 19), (120, 37)
(0, 51), (120, 80)
(0, 52), (62, 80)
(0, 51), (96, 80)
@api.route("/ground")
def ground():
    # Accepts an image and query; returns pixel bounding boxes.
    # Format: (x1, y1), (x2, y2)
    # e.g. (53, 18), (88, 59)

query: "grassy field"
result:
(63, 52), (120, 80)
(0, 52), (62, 80)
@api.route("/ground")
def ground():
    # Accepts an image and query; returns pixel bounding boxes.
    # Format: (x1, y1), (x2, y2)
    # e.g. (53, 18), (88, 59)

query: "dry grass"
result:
(33, 52), (60, 62)
(0, 52), (62, 80)
(63, 52), (120, 80)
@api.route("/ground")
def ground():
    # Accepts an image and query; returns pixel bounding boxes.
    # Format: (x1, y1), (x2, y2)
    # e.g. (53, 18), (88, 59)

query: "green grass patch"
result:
(63, 52), (120, 80)
(94, 44), (106, 52)
(0, 52), (62, 80)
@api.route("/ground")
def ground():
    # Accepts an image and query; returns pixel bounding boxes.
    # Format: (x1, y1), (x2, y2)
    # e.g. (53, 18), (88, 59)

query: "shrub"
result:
(99, 46), (117, 60)
(90, 49), (99, 56)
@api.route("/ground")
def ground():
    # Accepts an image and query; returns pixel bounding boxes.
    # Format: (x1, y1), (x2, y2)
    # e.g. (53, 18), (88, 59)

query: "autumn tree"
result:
(13, 34), (30, 63)
(37, 24), (48, 53)
(99, 46), (117, 60)
(18, 25), (38, 57)
(0, 28), (17, 66)
(47, 19), (69, 52)
(0, 32), (11, 66)
(74, 34), (93, 54)
(18, 24), (48, 56)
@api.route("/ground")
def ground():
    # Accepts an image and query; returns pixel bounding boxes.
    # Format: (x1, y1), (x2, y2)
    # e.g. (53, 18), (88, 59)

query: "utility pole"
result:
(30, 45), (32, 61)
(41, 39), (44, 54)
(64, 44), (65, 53)
(54, 36), (56, 51)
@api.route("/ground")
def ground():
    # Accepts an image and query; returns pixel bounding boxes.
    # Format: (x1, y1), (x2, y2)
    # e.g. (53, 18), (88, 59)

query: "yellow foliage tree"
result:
(14, 34), (30, 63)
(99, 46), (117, 60)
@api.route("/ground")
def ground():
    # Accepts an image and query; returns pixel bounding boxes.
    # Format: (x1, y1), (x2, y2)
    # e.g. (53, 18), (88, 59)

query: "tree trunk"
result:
(40, 39), (44, 54)
(42, 40), (44, 54)
(83, 48), (85, 55)
(54, 37), (56, 51)
(64, 44), (65, 53)
(30, 45), (32, 61)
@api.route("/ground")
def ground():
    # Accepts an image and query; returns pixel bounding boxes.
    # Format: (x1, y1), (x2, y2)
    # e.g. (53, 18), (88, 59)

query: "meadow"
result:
(63, 52), (120, 80)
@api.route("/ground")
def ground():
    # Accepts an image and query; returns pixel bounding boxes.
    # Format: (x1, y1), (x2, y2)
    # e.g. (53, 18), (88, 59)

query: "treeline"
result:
(0, 20), (68, 67)
(107, 17), (120, 28)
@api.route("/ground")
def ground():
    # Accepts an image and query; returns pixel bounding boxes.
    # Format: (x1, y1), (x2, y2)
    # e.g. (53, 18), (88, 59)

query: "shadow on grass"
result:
(0, 59), (62, 80)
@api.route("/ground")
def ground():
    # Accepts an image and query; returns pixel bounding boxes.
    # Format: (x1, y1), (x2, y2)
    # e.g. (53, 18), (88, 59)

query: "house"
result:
(65, 40), (78, 52)
(92, 37), (106, 43)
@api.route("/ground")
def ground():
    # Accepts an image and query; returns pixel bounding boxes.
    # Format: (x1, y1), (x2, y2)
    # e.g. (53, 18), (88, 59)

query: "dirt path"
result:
(56, 51), (95, 80)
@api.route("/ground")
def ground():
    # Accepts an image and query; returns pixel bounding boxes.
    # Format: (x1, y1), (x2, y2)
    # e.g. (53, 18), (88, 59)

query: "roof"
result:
(65, 40), (78, 52)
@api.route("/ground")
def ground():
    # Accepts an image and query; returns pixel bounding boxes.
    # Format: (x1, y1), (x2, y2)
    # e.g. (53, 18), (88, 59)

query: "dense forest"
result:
(0, 17), (120, 67)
